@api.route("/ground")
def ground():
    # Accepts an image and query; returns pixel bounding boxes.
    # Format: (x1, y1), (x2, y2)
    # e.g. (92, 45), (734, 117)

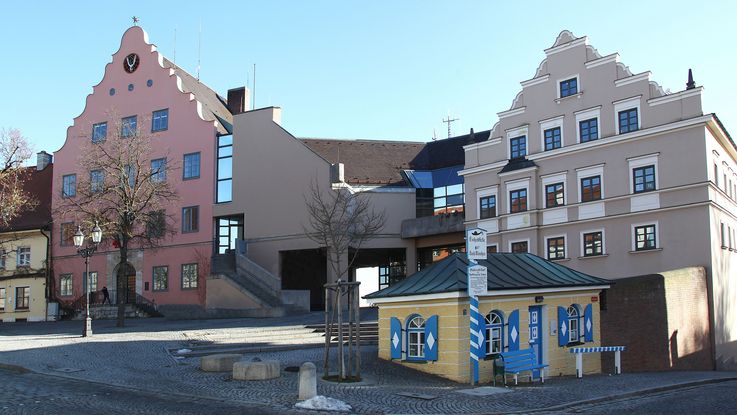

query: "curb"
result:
(506, 376), (737, 414)
(0, 362), (31, 374)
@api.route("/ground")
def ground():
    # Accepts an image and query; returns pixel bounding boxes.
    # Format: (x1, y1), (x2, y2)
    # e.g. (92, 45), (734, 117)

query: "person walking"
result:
(101, 286), (111, 305)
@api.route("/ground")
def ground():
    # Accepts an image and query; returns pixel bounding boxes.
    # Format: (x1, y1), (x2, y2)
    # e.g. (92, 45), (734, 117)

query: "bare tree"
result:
(0, 128), (36, 228)
(55, 117), (179, 326)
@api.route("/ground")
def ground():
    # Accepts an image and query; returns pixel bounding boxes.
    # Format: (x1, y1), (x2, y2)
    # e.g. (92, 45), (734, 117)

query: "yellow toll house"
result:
(365, 252), (611, 383)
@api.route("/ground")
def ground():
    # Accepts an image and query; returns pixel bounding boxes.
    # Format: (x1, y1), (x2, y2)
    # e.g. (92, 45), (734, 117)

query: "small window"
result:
(633, 165), (656, 193)
(407, 316), (426, 359)
(182, 263), (198, 289)
(61, 222), (76, 246)
(92, 122), (108, 143)
(547, 237), (566, 260)
(510, 136), (526, 159)
(486, 245), (498, 254)
(560, 78), (578, 97)
(0, 287), (5, 311)
(714, 164), (719, 187)
(146, 210), (166, 238)
(121, 115), (137, 138)
(579, 118), (598, 142)
(545, 182), (565, 208)
(151, 158), (167, 182)
(567, 305), (581, 343)
(479, 195), (496, 219)
(182, 206), (199, 233)
(153, 266), (168, 291)
(152, 109), (169, 132)
(583, 231), (603, 256)
(485, 311), (504, 356)
(509, 189), (527, 213)
(62, 174), (77, 198)
(60, 274), (73, 296)
(633, 224), (657, 251)
(544, 127), (562, 150)
(721, 222), (727, 248)
(618, 108), (638, 134)
(17, 247), (30, 267)
(581, 176), (601, 202)
(90, 169), (105, 193)
(0, 249), (5, 269)
(511, 241), (528, 253)
(15, 287), (29, 310)
(183, 152), (201, 180)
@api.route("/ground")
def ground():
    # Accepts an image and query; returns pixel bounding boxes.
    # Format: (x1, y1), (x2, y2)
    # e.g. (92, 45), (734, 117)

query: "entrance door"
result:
(528, 305), (544, 378)
(126, 275), (136, 304)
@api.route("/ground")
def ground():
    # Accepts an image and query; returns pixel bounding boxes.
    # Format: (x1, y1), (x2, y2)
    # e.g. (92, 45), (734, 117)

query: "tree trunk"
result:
(116, 233), (129, 328)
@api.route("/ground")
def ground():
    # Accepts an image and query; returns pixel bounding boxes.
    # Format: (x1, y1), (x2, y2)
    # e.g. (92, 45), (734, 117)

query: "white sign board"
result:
(466, 228), (487, 260)
(468, 265), (487, 297)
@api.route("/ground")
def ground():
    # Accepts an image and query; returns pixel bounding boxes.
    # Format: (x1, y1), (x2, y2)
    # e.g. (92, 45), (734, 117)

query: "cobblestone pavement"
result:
(2, 317), (737, 414)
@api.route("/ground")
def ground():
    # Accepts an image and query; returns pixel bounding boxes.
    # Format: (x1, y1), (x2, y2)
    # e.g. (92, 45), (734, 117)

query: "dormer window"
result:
(560, 78), (578, 98)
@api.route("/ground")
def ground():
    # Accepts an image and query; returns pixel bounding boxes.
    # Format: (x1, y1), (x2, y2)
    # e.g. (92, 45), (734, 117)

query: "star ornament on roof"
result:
(132, 16), (139, 26)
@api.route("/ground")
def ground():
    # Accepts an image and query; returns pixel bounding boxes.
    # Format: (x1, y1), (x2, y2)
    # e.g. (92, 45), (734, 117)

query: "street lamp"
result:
(74, 221), (103, 337)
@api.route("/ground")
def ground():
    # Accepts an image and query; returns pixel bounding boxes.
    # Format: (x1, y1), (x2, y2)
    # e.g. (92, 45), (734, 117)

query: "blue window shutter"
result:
(390, 317), (402, 359)
(558, 306), (568, 347)
(507, 309), (520, 351)
(424, 315), (439, 361)
(584, 304), (594, 342)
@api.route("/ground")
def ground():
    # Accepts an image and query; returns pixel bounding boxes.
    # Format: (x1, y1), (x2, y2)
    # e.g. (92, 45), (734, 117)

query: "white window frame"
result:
(631, 221), (659, 251)
(580, 228), (606, 257)
(407, 316), (426, 359)
(486, 243), (499, 254)
(576, 164), (605, 203)
(17, 247), (30, 267)
(574, 106), (601, 143)
(476, 186), (498, 220)
(485, 310), (504, 356)
(567, 304), (583, 343)
(539, 115), (565, 151)
(505, 178), (530, 214)
(60, 274), (73, 297)
(508, 238), (531, 253)
(541, 172), (567, 208)
(506, 125), (529, 160)
(614, 95), (642, 134)
(545, 234), (568, 260)
(628, 153), (659, 194)
(557, 74), (581, 99)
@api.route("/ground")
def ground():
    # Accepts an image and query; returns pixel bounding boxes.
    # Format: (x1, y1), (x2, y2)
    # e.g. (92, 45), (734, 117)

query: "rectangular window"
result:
(153, 266), (168, 291)
(509, 189), (527, 213)
(146, 210), (166, 238)
(721, 222), (727, 248)
(217, 135), (233, 203)
(123, 165), (137, 188)
(408, 330), (425, 358)
(510, 136), (526, 159)
(121, 115), (137, 138)
(15, 287), (29, 310)
(486, 245), (498, 254)
(583, 231), (603, 256)
(560, 78), (578, 97)
(151, 158), (167, 182)
(544, 127), (562, 151)
(714, 164), (719, 186)
(545, 182), (565, 208)
(547, 237), (566, 260)
(579, 118), (598, 142)
(182, 206), (199, 233)
(511, 241), (528, 253)
(479, 195), (496, 219)
(0, 287), (5, 311)
(580, 176), (601, 202)
(61, 222), (76, 246)
(62, 174), (76, 197)
(90, 169), (104, 193)
(17, 247), (30, 267)
(60, 274), (73, 296)
(84, 271), (98, 292)
(633, 165), (656, 193)
(0, 249), (5, 269)
(618, 108), (638, 134)
(181, 263), (198, 289)
(151, 109), (169, 132)
(634, 224), (657, 251)
(183, 152), (201, 180)
(92, 122), (107, 143)
(433, 183), (464, 215)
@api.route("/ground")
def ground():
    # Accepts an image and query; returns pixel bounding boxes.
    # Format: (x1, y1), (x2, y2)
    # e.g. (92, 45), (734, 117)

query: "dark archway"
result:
(114, 262), (137, 304)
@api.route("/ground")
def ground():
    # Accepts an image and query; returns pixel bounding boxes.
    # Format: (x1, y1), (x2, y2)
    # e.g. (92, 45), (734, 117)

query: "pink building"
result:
(51, 26), (239, 314)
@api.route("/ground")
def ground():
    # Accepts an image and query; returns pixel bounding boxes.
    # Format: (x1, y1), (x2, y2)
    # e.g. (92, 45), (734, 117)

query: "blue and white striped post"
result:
(466, 228), (488, 385)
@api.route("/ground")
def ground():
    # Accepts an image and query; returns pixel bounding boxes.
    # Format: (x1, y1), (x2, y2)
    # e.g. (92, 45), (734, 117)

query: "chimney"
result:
(686, 69), (695, 90)
(331, 163), (345, 183)
(227, 87), (250, 115)
(36, 151), (52, 171)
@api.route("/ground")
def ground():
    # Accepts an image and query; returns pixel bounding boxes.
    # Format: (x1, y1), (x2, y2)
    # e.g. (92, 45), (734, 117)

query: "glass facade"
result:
(216, 135), (233, 203)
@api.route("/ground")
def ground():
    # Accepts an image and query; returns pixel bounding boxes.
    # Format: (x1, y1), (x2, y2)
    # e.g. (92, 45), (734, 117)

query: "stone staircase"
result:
(73, 304), (154, 320)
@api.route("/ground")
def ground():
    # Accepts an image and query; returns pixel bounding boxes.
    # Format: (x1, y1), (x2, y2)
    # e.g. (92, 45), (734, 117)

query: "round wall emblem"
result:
(124, 53), (140, 73)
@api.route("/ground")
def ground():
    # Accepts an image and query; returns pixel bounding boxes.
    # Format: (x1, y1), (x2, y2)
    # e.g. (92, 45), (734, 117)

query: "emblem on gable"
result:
(124, 53), (140, 73)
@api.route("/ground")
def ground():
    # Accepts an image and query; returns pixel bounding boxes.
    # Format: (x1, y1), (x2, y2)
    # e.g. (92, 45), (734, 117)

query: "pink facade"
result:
(52, 27), (226, 307)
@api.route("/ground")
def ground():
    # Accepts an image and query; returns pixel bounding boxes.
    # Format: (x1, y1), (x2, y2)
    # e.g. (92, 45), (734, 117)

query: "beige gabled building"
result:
(461, 30), (737, 369)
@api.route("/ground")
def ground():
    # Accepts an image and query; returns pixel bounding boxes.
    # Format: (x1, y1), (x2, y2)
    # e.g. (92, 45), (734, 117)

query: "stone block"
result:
(200, 354), (243, 372)
(232, 359), (280, 380)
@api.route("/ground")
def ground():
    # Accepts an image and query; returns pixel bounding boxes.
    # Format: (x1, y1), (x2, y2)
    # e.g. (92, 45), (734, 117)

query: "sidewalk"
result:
(1, 318), (735, 414)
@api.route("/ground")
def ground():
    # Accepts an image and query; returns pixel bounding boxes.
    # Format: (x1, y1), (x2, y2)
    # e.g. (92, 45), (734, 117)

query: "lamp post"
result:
(74, 221), (102, 337)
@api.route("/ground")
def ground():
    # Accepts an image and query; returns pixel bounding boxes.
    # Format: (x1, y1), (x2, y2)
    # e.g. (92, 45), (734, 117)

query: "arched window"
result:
(567, 304), (581, 343)
(485, 310), (505, 356)
(407, 315), (426, 359)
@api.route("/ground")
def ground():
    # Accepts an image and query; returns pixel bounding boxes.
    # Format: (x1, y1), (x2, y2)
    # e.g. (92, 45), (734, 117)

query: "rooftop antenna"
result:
(442, 114), (459, 138)
(432, 128), (438, 141)
(196, 21), (202, 81)
(252, 63), (256, 109)
(173, 27), (177, 64)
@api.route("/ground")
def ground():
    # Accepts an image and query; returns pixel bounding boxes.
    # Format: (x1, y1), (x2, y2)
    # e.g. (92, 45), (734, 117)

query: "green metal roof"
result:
(364, 252), (610, 299)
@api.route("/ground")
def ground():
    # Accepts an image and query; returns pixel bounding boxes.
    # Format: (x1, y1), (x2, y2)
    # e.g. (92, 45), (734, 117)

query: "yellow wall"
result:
(0, 230), (49, 322)
(377, 290), (602, 383)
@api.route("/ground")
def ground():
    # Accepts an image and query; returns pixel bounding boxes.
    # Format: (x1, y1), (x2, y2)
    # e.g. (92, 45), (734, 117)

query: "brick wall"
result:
(601, 267), (713, 372)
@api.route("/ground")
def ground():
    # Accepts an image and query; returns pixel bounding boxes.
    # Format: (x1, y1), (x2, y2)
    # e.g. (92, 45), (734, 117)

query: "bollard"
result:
(298, 362), (317, 400)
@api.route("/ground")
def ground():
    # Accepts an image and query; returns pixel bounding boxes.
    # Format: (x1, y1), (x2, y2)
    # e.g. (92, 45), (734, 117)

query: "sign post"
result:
(466, 228), (487, 385)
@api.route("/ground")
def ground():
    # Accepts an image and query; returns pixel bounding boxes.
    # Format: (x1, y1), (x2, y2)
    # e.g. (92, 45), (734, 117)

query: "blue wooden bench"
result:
(493, 348), (549, 386)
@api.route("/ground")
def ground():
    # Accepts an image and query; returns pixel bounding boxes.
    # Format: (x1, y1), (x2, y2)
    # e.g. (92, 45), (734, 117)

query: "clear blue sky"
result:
(2, 1), (736, 155)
